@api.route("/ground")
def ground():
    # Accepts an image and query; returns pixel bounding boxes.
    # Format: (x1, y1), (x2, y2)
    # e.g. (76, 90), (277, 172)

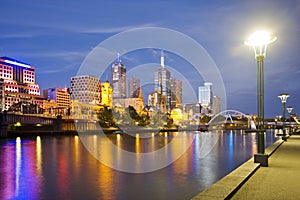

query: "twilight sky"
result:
(1, 0), (299, 117)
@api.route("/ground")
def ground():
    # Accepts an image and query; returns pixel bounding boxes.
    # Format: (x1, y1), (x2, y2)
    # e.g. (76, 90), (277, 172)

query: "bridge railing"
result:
(4, 113), (55, 125)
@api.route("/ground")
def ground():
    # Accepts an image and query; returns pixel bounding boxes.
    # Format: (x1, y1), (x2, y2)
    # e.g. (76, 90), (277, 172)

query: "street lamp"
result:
(245, 30), (277, 167)
(286, 106), (293, 135)
(278, 94), (289, 141)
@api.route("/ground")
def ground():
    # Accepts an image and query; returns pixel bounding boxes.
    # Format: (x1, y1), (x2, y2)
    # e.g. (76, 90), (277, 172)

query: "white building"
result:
(70, 75), (101, 104)
(198, 82), (213, 107)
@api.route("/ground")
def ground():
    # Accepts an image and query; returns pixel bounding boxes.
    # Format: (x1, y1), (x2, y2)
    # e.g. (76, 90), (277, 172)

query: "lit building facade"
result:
(128, 77), (140, 98)
(111, 54), (126, 99)
(100, 81), (113, 108)
(70, 75), (102, 120)
(170, 78), (182, 109)
(0, 56), (43, 112)
(198, 82), (213, 112)
(148, 91), (161, 110)
(154, 51), (171, 112)
(43, 87), (70, 116)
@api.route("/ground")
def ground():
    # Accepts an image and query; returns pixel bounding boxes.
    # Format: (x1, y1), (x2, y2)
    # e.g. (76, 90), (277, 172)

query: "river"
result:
(0, 130), (279, 200)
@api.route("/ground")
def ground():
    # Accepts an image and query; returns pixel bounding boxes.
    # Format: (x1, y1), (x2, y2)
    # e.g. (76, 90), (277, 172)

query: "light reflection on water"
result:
(0, 130), (278, 200)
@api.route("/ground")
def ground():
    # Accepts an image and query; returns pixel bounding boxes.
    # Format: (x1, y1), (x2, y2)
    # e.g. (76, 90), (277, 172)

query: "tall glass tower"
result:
(111, 54), (126, 99)
(198, 82), (213, 108)
(154, 51), (171, 112)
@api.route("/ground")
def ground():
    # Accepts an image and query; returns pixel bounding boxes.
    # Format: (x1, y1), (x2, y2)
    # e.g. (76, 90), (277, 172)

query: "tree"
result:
(97, 106), (116, 128)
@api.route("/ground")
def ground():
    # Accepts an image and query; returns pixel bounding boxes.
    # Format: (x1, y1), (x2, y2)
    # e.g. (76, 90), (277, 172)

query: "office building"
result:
(44, 87), (70, 108)
(70, 75), (101, 104)
(198, 82), (213, 108)
(170, 78), (182, 109)
(212, 95), (221, 115)
(154, 51), (171, 112)
(111, 54), (126, 99)
(43, 87), (70, 116)
(128, 77), (140, 98)
(0, 56), (43, 112)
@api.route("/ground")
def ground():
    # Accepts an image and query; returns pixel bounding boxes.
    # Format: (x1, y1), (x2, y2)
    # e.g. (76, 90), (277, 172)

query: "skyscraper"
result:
(128, 77), (140, 98)
(212, 95), (221, 115)
(111, 54), (126, 99)
(154, 51), (171, 112)
(198, 82), (213, 108)
(170, 78), (182, 109)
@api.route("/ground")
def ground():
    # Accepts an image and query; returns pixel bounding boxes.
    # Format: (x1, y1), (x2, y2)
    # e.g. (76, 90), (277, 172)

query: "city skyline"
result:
(1, 0), (299, 117)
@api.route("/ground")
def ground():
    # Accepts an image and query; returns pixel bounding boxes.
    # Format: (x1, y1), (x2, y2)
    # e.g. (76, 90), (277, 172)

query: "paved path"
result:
(232, 135), (300, 200)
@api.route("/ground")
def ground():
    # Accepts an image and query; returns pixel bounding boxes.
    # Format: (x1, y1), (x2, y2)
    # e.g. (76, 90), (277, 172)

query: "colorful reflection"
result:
(0, 130), (279, 200)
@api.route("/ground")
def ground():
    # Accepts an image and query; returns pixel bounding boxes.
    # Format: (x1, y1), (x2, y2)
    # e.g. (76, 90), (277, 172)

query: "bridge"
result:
(207, 109), (299, 131)
(207, 110), (254, 130)
(0, 112), (77, 138)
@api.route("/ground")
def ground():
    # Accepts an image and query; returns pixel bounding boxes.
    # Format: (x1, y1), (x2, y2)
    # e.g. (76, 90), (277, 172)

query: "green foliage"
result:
(97, 107), (116, 128)
(201, 115), (211, 123)
(97, 106), (173, 128)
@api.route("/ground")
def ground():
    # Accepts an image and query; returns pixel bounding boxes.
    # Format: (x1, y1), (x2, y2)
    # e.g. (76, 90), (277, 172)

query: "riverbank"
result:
(2, 124), (211, 138)
(193, 132), (300, 199)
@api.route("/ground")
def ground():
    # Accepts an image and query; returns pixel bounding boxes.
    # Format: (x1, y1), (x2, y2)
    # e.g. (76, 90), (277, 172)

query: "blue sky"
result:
(1, 0), (300, 117)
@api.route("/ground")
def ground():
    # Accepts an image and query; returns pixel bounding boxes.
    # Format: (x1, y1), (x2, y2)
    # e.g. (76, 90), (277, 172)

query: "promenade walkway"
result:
(193, 134), (300, 200)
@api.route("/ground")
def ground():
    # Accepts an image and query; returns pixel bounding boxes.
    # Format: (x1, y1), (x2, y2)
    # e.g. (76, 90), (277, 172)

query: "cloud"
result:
(39, 63), (76, 74)
(0, 33), (38, 39)
(80, 23), (157, 34)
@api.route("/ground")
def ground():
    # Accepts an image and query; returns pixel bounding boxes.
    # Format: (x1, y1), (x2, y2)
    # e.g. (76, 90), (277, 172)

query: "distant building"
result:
(183, 103), (202, 122)
(0, 56), (43, 112)
(154, 51), (171, 112)
(113, 87), (144, 112)
(128, 77), (140, 98)
(100, 81), (113, 108)
(43, 87), (70, 116)
(198, 82), (213, 113)
(111, 54), (126, 99)
(212, 95), (221, 115)
(148, 91), (161, 110)
(183, 103), (202, 116)
(44, 87), (70, 108)
(170, 78), (182, 109)
(70, 75), (101, 104)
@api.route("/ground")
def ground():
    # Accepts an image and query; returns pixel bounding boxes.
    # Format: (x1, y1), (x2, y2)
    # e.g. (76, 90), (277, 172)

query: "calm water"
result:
(0, 130), (279, 200)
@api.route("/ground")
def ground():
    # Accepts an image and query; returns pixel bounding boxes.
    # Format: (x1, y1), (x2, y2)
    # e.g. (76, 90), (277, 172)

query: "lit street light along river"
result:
(0, 130), (278, 200)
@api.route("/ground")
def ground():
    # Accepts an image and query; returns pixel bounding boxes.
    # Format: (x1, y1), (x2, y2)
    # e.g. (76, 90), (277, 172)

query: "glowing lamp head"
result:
(286, 107), (293, 114)
(245, 30), (277, 58)
(245, 30), (277, 47)
(278, 93), (290, 103)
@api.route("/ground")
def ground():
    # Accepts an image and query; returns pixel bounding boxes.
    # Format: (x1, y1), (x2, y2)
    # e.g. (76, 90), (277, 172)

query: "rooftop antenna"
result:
(160, 50), (165, 68)
(117, 53), (121, 63)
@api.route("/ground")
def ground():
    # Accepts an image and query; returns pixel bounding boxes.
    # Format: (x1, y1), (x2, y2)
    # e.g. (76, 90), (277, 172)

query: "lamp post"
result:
(286, 106), (293, 135)
(245, 30), (276, 167)
(278, 94), (289, 141)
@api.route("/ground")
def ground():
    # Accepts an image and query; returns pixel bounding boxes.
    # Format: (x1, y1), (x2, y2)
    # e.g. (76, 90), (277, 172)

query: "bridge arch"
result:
(208, 110), (251, 126)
